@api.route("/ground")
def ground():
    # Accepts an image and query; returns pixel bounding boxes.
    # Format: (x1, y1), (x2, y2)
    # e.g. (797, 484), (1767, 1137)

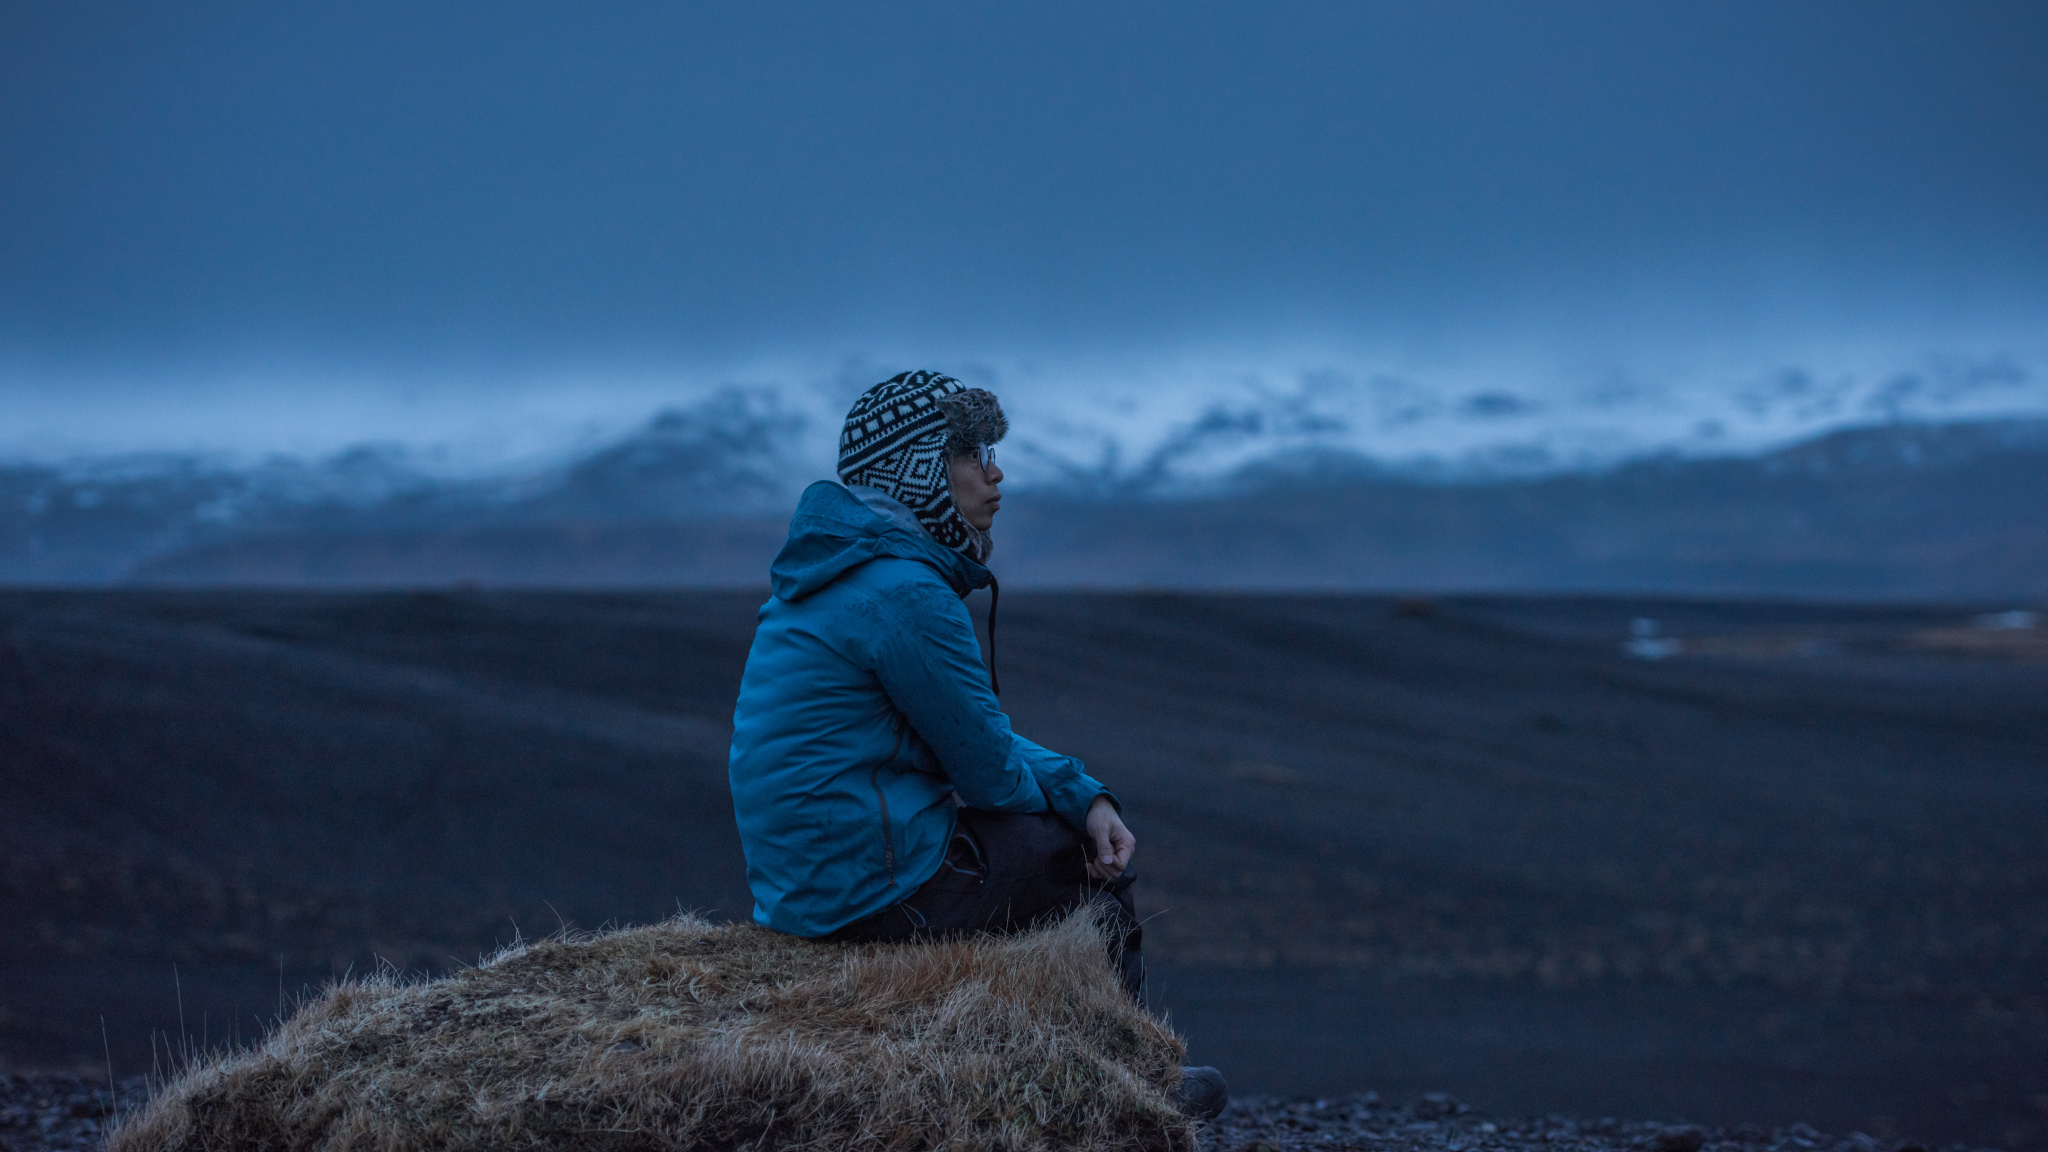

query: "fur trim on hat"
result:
(937, 388), (1008, 455)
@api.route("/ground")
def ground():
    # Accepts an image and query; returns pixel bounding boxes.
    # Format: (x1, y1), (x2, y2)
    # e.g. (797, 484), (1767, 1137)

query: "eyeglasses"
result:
(975, 443), (996, 471)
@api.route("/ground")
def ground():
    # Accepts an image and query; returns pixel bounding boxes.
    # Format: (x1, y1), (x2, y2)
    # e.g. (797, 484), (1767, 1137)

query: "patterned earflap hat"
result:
(837, 370), (1009, 563)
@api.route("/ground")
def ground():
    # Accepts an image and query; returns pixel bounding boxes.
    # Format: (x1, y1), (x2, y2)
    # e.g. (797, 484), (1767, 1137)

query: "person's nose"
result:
(987, 462), (1004, 484)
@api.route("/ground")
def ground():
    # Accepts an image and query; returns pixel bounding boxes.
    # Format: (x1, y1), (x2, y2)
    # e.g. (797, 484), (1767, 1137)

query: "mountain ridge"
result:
(4, 415), (2044, 595)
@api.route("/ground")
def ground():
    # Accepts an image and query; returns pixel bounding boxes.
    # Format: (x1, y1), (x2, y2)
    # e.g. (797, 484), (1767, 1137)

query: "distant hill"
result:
(5, 416), (2045, 597)
(993, 418), (2048, 597)
(0, 391), (802, 586)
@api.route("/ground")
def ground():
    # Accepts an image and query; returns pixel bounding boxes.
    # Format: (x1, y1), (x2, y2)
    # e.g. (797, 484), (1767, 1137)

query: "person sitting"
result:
(726, 369), (1226, 1120)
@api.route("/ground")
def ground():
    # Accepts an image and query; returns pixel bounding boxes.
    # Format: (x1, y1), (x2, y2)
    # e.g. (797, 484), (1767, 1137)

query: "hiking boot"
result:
(1173, 1065), (1228, 1121)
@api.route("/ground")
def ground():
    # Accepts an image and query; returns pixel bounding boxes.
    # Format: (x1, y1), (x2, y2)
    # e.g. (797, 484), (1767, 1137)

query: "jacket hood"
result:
(769, 481), (992, 602)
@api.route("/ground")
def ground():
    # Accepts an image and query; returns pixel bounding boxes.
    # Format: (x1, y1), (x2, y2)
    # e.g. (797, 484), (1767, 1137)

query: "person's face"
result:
(947, 449), (1004, 531)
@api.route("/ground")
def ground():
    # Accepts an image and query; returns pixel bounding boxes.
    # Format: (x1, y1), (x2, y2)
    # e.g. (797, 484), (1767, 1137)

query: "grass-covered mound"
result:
(109, 908), (1196, 1151)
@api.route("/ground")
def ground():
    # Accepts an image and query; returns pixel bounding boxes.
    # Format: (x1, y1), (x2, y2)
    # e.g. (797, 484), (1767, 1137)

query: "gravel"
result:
(0, 1073), (2010, 1152)
(1204, 1093), (2004, 1152)
(0, 1075), (148, 1152)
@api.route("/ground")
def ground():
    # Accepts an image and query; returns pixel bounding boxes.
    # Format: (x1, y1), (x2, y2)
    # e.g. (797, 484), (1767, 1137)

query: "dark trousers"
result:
(825, 808), (1145, 1004)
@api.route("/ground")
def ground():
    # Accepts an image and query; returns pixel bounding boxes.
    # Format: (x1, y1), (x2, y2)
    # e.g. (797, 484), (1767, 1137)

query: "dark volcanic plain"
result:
(1, 589), (2043, 1149)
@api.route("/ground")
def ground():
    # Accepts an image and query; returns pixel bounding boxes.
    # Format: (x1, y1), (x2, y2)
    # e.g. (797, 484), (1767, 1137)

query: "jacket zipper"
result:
(872, 714), (907, 887)
(869, 764), (897, 886)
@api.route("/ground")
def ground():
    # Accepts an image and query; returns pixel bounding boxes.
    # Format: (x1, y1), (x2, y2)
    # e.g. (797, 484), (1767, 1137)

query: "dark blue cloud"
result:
(4, 0), (2045, 368)
(1459, 393), (1535, 419)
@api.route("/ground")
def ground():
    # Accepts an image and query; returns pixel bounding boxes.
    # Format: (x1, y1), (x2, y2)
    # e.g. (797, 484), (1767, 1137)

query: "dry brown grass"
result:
(107, 906), (1196, 1151)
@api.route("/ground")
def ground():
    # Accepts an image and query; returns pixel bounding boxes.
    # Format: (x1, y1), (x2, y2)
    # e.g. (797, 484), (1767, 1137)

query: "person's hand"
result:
(1084, 795), (1135, 882)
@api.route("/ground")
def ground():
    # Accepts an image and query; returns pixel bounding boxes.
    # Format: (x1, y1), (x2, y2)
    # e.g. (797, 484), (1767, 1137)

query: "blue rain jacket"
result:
(728, 481), (1113, 937)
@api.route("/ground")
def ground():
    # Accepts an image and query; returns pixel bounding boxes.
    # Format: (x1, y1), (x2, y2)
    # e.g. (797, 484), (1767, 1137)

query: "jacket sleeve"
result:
(1008, 733), (1121, 830)
(866, 577), (1111, 832)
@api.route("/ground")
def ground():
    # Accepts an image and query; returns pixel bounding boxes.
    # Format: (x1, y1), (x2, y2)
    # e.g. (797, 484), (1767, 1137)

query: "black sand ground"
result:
(0, 1074), (2006, 1152)
(1, 590), (2043, 1149)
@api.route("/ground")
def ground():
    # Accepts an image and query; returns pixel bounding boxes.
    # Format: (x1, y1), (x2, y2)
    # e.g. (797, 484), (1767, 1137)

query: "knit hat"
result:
(837, 370), (1009, 563)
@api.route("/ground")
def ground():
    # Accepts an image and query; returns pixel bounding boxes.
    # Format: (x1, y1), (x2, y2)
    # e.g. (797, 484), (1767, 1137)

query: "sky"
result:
(3, 1), (2046, 481)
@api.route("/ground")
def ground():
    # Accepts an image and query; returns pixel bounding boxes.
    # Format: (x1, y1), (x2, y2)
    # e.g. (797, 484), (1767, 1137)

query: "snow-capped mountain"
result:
(3, 410), (2044, 597)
